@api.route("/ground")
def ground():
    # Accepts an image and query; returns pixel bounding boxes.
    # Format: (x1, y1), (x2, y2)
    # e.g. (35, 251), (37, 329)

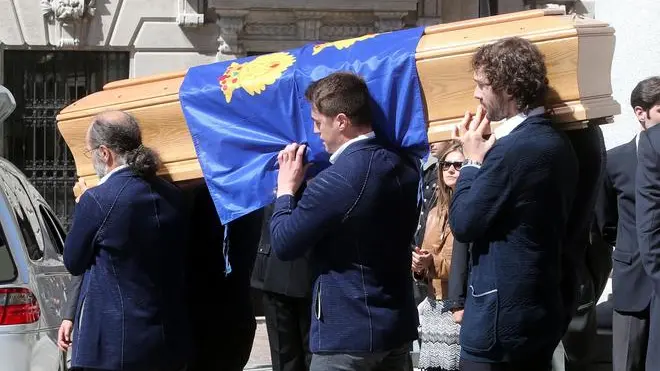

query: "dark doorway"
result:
(2, 51), (129, 229)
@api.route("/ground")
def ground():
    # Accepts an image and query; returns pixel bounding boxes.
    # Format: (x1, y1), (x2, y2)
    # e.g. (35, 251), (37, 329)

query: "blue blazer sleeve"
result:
(449, 146), (512, 242)
(64, 192), (105, 276)
(636, 127), (660, 296)
(270, 170), (358, 261)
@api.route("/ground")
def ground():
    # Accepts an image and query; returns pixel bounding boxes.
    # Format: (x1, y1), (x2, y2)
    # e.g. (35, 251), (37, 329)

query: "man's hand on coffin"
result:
(74, 178), (89, 203)
(453, 105), (495, 163)
(276, 143), (310, 198)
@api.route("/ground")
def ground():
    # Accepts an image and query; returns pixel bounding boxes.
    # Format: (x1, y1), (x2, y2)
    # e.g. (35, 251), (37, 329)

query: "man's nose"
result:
(473, 86), (481, 100)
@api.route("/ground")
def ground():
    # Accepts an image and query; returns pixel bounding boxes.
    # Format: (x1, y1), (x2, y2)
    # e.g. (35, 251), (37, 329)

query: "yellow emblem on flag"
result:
(219, 52), (296, 103)
(312, 34), (378, 55)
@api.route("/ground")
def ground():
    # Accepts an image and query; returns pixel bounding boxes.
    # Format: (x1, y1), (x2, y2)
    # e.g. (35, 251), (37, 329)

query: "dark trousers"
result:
(613, 307), (649, 371)
(263, 291), (312, 371)
(460, 357), (552, 371)
(646, 295), (660, 370)
(310, 343), (412, 371)
(187, 271), (256, 371)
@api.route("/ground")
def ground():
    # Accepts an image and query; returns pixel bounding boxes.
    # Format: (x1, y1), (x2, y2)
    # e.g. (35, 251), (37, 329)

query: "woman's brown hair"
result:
(436, 140), (463, 213)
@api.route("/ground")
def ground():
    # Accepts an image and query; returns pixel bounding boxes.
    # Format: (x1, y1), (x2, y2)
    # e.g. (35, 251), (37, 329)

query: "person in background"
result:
(413, 141), (450, 306)
(185, 185), (263, 371)
(594, 78), (660, 371)
(412, 140), (464, 371)
(63, 110), (190, 371)
(57, 275), (82, 354)
(251, 200), (313, 371)
(633, 76), (660, 371)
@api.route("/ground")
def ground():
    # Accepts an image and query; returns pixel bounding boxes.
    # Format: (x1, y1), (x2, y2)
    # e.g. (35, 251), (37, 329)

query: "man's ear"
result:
(335, 113), (350, 131)
(336, 113), (349, 131)
(634, 106), (648, 129)
(98, 145), (110, 161)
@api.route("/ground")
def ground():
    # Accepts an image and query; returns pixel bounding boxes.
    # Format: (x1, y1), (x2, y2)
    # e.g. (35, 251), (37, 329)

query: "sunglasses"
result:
(440, 161), (462, 171)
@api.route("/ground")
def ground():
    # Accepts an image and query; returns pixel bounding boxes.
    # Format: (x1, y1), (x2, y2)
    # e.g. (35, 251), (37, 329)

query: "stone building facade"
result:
(0, 0), (643, 227)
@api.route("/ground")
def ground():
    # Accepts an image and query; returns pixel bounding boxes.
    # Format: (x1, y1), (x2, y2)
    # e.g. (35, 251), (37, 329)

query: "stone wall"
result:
(0, 1), (487, 79)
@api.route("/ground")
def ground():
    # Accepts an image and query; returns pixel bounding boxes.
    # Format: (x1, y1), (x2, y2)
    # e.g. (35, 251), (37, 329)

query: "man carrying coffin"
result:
(270, 72), (420, 371)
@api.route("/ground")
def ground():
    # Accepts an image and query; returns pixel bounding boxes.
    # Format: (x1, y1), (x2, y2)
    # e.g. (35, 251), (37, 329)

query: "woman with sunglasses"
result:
(412, 140), (464, 371)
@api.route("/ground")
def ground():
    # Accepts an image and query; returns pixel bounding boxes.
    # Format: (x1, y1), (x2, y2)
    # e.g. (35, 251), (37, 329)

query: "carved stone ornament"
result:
(42, 0), (96, 47)
(216, 10), (249, 60)
(41, 0), (96, 25)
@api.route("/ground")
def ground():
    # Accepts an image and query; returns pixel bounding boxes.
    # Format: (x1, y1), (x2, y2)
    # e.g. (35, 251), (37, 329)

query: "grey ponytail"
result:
(89, 111), (162, 178)
(126, 144), (160, 178)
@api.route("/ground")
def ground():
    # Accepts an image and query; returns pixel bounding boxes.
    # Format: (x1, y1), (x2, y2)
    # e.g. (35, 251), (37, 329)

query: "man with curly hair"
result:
(449, 37), (579, 370)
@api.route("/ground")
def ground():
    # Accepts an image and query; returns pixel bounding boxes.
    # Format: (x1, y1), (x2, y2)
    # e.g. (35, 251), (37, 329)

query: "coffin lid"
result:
(56, 9), (613, 122)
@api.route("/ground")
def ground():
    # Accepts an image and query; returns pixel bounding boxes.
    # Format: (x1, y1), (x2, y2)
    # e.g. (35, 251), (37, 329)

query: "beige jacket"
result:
(419, 204), (454, 300)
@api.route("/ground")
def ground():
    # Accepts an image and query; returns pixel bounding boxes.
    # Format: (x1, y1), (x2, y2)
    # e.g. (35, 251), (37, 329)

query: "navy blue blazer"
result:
(595, 138), (652, 312)
(449, 115), (578, 362)
(270, 137), (420, 353)
(636, 125), (660, 299)
(64, 167), (190, 371)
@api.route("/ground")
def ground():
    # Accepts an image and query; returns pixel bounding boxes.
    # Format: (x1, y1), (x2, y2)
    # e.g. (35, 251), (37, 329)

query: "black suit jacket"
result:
(596, 137), (652, 312)
(560, 123), (612, 363)
(62, 275), (82, 321)
(446, 240), (470, 311)
(251, 202), (313, 298)
(636, 125), (660, 299)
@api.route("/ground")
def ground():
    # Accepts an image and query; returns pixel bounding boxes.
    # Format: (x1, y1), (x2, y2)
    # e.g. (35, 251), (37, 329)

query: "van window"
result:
(0, 228), (17, 283)
(39, 205), (65, 255)
(13, 202), (42, 260)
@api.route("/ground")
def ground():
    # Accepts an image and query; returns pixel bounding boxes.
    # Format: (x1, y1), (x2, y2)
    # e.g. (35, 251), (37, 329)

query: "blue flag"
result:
(179, 27), (428, 226)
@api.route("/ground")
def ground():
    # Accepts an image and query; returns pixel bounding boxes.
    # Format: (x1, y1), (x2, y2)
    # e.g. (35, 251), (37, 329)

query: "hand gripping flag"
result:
(179, 27), (429, 227)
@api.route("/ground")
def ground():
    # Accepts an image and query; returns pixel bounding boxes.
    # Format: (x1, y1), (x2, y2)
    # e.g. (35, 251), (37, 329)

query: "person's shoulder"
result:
(495, 124), (570, 165)
(641, 125), (660, 152)
(608, 138), (635, 156)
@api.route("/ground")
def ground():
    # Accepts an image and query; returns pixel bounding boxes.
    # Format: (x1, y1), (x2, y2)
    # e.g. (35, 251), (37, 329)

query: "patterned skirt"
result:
(417, 297), (461, 371)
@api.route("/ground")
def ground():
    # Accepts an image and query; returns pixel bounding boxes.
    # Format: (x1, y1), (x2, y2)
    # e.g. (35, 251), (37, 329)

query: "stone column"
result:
(216, 10), (249, 60)
(177, 0), (205, 27)
(294, 11), (324, 42)
(374, 12), (409, 33)
(416, 0), (443, 27)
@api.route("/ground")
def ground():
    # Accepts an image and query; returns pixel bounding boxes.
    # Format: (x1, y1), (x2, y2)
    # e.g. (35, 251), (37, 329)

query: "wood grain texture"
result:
(57, 10), (620, 186)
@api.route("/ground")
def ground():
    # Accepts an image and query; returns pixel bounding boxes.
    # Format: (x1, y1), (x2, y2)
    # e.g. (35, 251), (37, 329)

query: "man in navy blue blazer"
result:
(270, 72), (420, 371)
(64, 111), (190, 371)
(634, 76), (660, 371)
(448, 37), (579, 370)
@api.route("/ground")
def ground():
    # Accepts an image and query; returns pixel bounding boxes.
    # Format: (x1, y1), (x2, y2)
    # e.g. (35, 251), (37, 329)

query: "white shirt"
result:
(329, 131), (376, 164)
(98, 164), (128, 185)
(493, 106), (546, 139)
(461, 107), (546, 171)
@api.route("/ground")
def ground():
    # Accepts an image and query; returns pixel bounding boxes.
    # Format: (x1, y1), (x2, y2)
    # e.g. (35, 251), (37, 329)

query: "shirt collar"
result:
(493, 106), (546, 139)
(98, 164), (128, 185)
(329, 131), (376, 164)
(636, 132), (640, 150)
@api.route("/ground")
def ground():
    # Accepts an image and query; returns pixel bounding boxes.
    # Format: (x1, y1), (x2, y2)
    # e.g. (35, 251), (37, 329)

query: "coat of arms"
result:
(219, 52), (296, 103)
(312, 34), (378, 55)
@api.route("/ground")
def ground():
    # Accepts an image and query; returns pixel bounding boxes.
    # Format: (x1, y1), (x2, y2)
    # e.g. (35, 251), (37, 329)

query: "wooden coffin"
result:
(56, 9), (620, 188)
